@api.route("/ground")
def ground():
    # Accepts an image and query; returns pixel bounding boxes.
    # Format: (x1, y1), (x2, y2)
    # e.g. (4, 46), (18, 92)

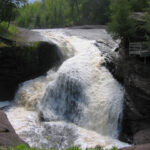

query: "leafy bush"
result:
(7, 144), (37, 150)
(86, 145), (118, 150)
(66, 146), (81, 150)
(1, 144), (54, 150)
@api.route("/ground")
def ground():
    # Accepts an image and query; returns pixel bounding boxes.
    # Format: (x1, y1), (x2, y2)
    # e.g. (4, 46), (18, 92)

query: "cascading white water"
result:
(5, 29), (129, 150)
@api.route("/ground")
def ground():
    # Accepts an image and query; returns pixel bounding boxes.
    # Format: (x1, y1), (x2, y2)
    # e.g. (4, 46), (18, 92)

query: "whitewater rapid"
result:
(5, 29), (129, 149)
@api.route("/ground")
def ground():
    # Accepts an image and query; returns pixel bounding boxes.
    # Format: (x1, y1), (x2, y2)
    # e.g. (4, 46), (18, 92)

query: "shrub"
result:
(66, 146), (81, 150)
(0, 144), (118, 150)
(107, 0), (136, 40)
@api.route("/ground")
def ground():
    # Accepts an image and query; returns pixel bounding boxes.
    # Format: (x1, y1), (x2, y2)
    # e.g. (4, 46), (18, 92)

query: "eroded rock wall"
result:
(112, 43), (150, 144)
(0, 42), (63, 101)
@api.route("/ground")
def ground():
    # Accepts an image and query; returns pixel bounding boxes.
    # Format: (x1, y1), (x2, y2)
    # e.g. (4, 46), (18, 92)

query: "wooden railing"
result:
(129, 42), (150, 57)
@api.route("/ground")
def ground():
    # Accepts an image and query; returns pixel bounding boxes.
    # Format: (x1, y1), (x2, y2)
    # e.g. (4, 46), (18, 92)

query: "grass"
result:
(0, 145), (54, 150)
(0, 145), (118, 150)
(66, 147), (80, 150)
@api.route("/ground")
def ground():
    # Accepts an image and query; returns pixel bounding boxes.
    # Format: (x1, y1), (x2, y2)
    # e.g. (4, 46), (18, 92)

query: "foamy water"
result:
(5, 29), (129, 150)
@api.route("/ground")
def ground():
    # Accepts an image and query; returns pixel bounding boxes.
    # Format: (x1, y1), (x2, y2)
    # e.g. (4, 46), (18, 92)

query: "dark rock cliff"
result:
(111, 43), (150, 144)
(0, 42), (63, 101)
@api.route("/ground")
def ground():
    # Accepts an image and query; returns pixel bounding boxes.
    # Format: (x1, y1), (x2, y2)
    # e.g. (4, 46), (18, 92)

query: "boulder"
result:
(133, 129), (150, 145)
(119, 144), (150, 150)
(0, 110), (28, 147)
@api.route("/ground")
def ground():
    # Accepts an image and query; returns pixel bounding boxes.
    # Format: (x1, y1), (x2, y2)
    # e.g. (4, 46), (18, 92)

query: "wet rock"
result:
(122, 59), (150, 143)
(119, 144), (150, 150)
(0, 110), (28, 147)
(133, 129), (150, 145)
(37, 41), (63, 74)
(111, 43), (150, 143)
(0, 42), (63, 101)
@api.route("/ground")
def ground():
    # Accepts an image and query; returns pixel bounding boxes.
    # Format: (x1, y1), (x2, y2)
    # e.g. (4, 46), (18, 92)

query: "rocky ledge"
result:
(119, 144), (150, 150)
(0, 41), (63, 101)
(0, 110), (28, 147)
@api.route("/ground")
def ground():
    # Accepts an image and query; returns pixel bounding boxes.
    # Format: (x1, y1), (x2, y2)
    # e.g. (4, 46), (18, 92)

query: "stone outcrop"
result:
(0, 110), (28, 147)
(121, 58), (150, 143)
(133, 129), (150, 145)
(119, 144), (150, 150)
(111, 43), (150, 144)
(0, 41), (63, 101)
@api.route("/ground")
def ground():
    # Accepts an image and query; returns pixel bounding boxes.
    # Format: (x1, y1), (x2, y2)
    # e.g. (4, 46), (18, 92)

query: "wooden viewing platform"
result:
(129, 42), (150, 57)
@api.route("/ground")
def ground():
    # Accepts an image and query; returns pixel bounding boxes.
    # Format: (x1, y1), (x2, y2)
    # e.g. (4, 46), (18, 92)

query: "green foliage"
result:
(0, 22), (18, 39)
(0, 42), (8, 48)
(107, 0), (150, 41)
(79, 0), (110, 25)
(86, 145), (118, 150)
(145, 2), (150, 33)
(0, 144), (118, 150)
(0, 0), (26, 24)
(1, 144), (53, 150)
(0, 0), (16, 23)
(130, 0), (148, 12)
(66, 146), (81, 150)
(9, 144), (37, 150)
(144, 1), (150, 50)
(0, 0), (24, 40)
(107, 0), (136, 40)
(111, 146), (118, 150)
(15, 0), (110, 28)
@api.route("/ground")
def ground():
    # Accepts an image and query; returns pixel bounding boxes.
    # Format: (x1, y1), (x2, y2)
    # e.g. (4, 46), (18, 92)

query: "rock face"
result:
(122, 59), (150, 143)
(37, 42), (63, 73)
(0, 42), (63, 101)
(0, 110), (28, 147)
(119, 144), (150, 150)
(133, 129), (150, 145)
(111, 44), (150, 144)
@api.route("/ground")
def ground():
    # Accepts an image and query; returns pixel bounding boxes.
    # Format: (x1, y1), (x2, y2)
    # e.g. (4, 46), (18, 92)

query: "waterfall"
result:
(5, 29), (129, 150)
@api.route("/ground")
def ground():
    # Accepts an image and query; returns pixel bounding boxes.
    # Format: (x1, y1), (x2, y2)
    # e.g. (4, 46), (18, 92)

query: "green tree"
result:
(145, 1), (150, 50)
(107, 0), (136, 40)
(130, 0), (148, 12)
(79, 0), (110, 25)
(0, 0), (27, 25)
(0, 0), (16, 23)
(15, 0), (110, 28)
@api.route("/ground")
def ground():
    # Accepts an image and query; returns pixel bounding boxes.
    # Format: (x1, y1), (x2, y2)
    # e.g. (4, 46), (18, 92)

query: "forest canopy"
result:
(0, 0), (27, 23)
(0, 0), (150, 42)
(15, 0), (110, 28)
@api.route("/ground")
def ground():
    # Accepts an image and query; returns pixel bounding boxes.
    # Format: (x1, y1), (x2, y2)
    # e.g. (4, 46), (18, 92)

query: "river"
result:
(3, 27), (129, 150)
